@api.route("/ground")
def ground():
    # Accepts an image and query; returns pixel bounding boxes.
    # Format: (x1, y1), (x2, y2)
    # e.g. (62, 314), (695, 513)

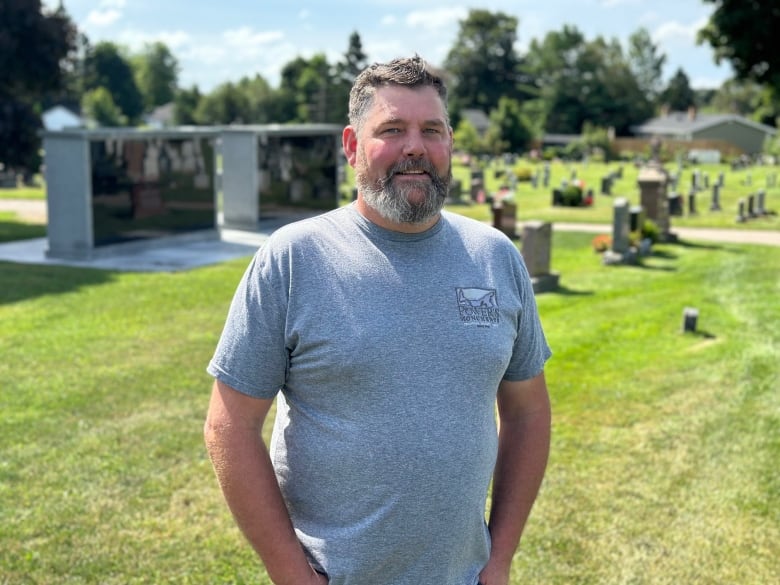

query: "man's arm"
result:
(203, 380), (327, 585)
(479, 372), (551, 585)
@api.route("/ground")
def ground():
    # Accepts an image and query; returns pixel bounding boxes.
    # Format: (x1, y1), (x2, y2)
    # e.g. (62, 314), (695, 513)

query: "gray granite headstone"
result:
(521, 220), (560, 293)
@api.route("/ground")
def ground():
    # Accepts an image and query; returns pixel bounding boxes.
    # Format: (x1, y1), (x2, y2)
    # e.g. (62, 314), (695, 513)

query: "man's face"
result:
(348, 85), (452, 227)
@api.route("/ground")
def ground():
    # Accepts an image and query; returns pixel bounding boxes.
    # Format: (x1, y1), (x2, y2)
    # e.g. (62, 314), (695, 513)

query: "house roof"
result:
(634, 111), (776, 137)
(460, 108), (491, 132)
(42, 105), (84, 131)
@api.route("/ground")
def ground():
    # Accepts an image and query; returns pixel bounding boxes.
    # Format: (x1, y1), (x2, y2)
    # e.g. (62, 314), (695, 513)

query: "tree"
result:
(133, 42), (179, 110)
(698, 0), (780, 92)
(84, 41), (144, 124)
(0, 0), (77, 172)
(443, 10), (528, 115)
(173, 85), (202, 125)
(486, 97), (532, 154)
(332, 32), (369, 124)
(195, 82), (248, 124)
(660, 68), (696, 111)
(81, 86), (126, 127)
(627, 27), (666, 104)
(525, 27), (652, 135)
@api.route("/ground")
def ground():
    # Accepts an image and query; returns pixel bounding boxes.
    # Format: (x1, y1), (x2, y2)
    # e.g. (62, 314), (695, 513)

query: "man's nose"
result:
(402, 130), (426, 157)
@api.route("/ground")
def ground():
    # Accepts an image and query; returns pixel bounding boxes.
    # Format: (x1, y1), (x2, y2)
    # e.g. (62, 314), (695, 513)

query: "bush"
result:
(641, 219), (661, 243)
(513, 166), (534, 181)
(561, 184), (583, 206)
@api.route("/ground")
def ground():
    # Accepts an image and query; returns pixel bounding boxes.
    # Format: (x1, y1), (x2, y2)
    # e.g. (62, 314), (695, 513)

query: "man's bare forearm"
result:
(204, 383), (326, 585)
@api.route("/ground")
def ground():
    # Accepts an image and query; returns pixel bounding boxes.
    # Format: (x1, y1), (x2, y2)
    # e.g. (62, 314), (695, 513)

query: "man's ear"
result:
(342, 126), (358, 167)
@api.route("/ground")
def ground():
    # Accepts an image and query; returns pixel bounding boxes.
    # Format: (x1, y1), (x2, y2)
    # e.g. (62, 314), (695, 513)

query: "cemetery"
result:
(1, 147), (779, 584)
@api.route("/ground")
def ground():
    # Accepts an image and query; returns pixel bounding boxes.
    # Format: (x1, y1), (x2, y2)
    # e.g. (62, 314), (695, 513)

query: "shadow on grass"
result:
(684, 328), (717, 339)
(0, 220), (46, 243)
(0, 261), (116, 305)
(550, 285), (594, 296)
(667, 238), (729, 251)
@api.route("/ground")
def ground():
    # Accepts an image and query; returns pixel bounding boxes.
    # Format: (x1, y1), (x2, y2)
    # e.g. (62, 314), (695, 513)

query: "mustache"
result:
(387, 158), (439, 177)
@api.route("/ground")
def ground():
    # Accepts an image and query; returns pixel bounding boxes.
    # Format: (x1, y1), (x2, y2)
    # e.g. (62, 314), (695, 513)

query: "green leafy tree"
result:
(453, 118), (485, 154)
(487, 97), (532, 154)
(84, 41), (144, 124)
(0, 0), (77, 172)
(81, 86), (127, 126)
(698, 0), (780, 92)
(443, 9), (529, 115)
(660, 68), (696, 111)
(173, 85), (202, 125)
(132, 42), (179, 110)
(195, 81), (250, 124)
(627, 27), (667, 104)
(526, 27), (651, 135)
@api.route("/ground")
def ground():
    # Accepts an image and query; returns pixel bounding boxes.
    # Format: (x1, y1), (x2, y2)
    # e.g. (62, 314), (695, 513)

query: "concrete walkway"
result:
(1, 199), (778, 272)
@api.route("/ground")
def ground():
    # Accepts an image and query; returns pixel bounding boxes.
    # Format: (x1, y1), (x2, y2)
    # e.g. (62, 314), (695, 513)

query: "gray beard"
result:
(357, 158), (450, 226)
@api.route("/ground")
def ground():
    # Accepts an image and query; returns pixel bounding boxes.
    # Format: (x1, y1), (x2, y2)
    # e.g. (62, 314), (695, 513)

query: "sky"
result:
(48, 0), (735, 93)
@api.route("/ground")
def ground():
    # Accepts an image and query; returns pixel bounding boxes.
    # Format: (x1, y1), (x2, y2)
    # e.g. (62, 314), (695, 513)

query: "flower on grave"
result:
(592, 234), (611, 253)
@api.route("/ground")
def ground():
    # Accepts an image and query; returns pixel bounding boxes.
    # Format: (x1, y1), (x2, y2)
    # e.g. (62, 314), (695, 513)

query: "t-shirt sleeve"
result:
(206, 243), (290, 399)
(502, 248), (552, 381)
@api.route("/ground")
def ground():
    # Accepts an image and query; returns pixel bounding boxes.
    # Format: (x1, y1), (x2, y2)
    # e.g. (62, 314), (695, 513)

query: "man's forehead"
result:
(369, 86), (447, 123)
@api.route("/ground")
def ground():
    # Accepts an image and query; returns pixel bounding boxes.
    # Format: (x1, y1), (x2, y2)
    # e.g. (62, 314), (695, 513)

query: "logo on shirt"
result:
(456, 287), (499, 326)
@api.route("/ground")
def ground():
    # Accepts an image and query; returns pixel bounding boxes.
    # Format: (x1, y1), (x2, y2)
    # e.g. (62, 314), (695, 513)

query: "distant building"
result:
(42, 105), (84, 131)
(459, 108), (491, 136)
(144, 103), (176, 129)
(633, 108), (776, 155)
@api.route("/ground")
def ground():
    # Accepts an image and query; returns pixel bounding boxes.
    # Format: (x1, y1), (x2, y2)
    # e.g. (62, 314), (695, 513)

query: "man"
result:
(204, 55), (552, 585)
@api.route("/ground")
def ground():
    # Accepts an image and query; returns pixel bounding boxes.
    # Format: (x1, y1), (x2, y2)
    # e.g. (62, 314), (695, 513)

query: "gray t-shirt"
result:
(208, 204), (551, 585)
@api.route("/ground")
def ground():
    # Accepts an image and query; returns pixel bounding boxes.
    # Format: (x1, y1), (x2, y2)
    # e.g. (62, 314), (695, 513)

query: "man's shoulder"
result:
(442, 210), (514, 244)
(268, 206), (354, 244)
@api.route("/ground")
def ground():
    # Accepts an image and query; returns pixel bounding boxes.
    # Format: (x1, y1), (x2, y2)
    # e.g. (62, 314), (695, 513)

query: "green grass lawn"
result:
(1, 225), (777, 583)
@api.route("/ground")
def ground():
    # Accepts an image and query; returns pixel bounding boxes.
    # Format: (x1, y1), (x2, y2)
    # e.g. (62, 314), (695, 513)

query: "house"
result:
(459, 108), (491, 136)
(42, 105), (84, 131)
(633, 108), (776, 155)
(144, 102), (175, 129)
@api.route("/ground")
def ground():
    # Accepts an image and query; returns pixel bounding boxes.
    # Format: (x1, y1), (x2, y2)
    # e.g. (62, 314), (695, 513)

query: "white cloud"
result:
(600, 0), (641, 7)
(84, 0), (127, 28)
(223, 27), (285, 54)
(405, 7), (467, 31)
(115, 29), (192, 51)
(86, 8), (122, 27)
(652, 17), (708, 46)
(381, 14), (398, 26)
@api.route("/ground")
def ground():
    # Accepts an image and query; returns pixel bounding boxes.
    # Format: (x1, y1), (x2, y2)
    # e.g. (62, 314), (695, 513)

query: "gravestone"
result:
(687, 190), (697, 215)
(470, 168), (484, 201)
(520, 221), (560, 293)
(603, 197), (633, 265)
(447, 178), (463, 203)
(668, 192), (683, 216)
(637, 162), (673, 241)
(747, 193), (756, 217)
(492, 199), (517, 239)
(710, 184), (722, 211)
(542, 164), (550, 188)
(601, 176), (612, 195)
(629, 205), (645, 233)
(736, 198), (746, 223)
(756, 190), (766, 215)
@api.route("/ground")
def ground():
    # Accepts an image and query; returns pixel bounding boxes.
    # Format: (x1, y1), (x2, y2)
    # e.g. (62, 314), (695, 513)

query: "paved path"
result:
(550, 222), (780, 247)
(1, 199), (778, 272)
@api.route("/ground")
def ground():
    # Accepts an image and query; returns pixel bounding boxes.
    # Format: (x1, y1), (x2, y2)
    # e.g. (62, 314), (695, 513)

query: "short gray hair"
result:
(348, 54), (449, 131)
